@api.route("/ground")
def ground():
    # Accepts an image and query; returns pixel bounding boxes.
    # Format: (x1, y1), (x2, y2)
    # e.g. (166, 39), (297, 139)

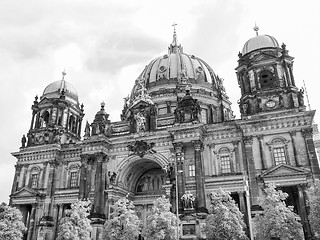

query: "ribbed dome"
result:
(42, 79), (78, 103)
(242, 35), (279, 55)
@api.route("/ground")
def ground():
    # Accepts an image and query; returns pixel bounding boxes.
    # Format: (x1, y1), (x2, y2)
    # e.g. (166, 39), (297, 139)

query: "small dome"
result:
(242, 35), (279, 55)
(42, 79), (78, 103)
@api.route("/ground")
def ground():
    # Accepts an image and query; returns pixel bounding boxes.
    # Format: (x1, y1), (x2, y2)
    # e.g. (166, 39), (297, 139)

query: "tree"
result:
(0, 202), (26, 240)
(308, 180), (320, 238)
(204, 188), (248, 240)
(104, 197), (141, 240)
(142, 196), (178, 240)
(57, 200), (92, 240)
(254, 183), (304, 240)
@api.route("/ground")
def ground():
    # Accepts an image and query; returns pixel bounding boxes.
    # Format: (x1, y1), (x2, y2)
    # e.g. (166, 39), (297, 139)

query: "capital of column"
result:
(256, 135), (264, 141)
(302, 128), (313, 139)
(232, 140), (240, 147)
(243, 136), (253, 146)
(94, 152), (108, 162)
(173, 142), (184, 154)
(289, 130), (297, 137)
(192, 140), (204, 151)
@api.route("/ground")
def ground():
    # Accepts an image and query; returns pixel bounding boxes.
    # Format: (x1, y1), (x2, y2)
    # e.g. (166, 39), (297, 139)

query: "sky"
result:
(0, 0), (319, 204)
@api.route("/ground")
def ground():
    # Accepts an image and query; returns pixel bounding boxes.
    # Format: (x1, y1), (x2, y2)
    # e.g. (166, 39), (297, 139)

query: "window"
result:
(259, 70), (275, 90)
(70, 171), (78, 187)
(201, 109), (207, 124)
(220, 155), (231, 173)
(31, 173), (38, 188)
(273, 147), (286, 165)
(188, 164), (195, 177)
(267, 137), (289, 166)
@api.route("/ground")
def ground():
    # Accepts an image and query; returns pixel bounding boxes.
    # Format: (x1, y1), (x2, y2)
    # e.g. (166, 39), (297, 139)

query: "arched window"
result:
(259, 70), (275, 90)
(218, 147), (232, 174)
(40, 110), (50, 128)
(29, 167), (40, 189)
(68, 164), (80, 188)
(68, 115), (76, 133)
(267, 137), (289, 166)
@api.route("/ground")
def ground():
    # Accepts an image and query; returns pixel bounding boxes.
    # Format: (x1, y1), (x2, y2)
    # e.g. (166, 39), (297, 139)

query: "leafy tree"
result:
(104, 197), (141, 240)
(308, 180), (320, 238)
(0, 202), (26, 240)
(204, 188), (248, 240)
(142, 196), (178, 240)
(57, 200), (92, 240)
(254, 183), (304, 240)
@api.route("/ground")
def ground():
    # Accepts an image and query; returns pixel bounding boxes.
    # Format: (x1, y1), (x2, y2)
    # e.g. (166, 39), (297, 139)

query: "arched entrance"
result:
(114, 154), (169, 225)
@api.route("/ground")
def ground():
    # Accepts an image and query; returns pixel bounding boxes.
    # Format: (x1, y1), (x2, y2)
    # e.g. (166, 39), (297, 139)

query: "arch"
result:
(115, 153), (169, 192)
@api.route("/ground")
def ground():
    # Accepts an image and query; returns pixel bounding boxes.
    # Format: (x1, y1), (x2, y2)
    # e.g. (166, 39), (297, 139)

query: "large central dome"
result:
(123, 30), (233, 124)
(139, 31), (219, 89)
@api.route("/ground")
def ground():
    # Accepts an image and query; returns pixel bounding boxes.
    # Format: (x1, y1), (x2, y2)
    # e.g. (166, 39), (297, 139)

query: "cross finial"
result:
(253, 23), (259, 36)
(172, 22), (177, 33)
(62, 70), (67, 80)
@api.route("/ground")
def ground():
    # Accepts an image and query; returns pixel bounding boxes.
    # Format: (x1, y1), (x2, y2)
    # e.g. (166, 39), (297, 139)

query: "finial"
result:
(253, 23), (259, 36)
(172, 22), (178, 46)
(62, 70), (66, 80)
(100, 101), (105, 110)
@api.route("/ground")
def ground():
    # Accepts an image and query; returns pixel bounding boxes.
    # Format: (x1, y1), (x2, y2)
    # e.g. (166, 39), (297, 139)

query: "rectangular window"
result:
(188, 164), (195, 177)
(220, 155), (231, 173)
(31, 173), (38, 188)
(201, 109), (208, 124)
(70, 171), (78, 187)
(273, 147), (286, 165)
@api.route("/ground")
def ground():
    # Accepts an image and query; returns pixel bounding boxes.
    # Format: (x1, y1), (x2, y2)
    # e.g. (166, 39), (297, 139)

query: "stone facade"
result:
(10, 29), (320, 240)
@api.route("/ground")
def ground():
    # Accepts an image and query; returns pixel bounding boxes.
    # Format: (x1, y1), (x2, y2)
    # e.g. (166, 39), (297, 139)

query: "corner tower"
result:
(27, 71), (84, 146)
(236, 26), (305, 118)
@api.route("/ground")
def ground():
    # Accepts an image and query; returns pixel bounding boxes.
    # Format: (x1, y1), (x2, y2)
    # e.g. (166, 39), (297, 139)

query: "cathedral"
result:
(10, 26), (320, 240)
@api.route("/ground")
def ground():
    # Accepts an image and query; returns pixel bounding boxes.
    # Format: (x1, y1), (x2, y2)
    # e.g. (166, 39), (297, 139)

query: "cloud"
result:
(85, 27), (165, 73)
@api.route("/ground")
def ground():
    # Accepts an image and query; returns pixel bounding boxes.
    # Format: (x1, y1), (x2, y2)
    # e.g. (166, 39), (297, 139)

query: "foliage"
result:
(104, 197), (141, 240)
(57, 200), (92, 240)
(0, 202), (26, 240)
(254, 183), (304, 240)
(308, 180), (320, 238)
(142, 196), (178, 240)
(204, 188), (248, 240)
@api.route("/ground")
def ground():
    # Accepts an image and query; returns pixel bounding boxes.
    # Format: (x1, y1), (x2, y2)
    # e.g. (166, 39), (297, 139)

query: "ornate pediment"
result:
(260, 164), (310, 179)
(11, 187), (42, 198)
(251, 52), (277, 63)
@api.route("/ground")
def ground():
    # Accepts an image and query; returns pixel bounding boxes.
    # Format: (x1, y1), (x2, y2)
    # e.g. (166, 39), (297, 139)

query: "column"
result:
(257, 135), (266, 169)
(297, 185), (312, 240)
(243, 136), (259, 206)
(232, 141), (241, 173)
(192, 140), (206, 212)
(11, 165), (22, 193)
(79, 154), (90, 200)
(93, 152), (107, 218)
(302, 128), (320, 177)
(173, 143), (185, 212)
(289, 131), (300, 166)
(27, 204), (36, 240)
(238, 191), (249, 235)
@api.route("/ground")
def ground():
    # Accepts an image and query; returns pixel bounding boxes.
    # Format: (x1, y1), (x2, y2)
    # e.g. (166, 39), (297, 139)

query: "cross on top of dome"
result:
(168, 22), (183, 54)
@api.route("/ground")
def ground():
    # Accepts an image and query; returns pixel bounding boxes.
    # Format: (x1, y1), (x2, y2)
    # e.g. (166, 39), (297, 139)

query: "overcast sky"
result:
(0, 0), (319, 203)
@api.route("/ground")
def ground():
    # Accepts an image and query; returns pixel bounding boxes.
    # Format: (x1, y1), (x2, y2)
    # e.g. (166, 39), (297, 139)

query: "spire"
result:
(168, 22), (182, 54)
(60, 70), (67, 94)
(172, 22), (178, 46)
(253, 23), (259, 36)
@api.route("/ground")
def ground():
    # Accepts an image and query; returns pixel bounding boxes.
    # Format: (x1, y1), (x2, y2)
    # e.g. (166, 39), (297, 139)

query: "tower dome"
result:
(42, 71), (79, 104)
(242, 26), (280, 55)
(242, 35), (279, 55)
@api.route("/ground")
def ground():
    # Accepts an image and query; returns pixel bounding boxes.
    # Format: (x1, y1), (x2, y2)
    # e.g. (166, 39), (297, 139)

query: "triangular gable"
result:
(251, 52), (276, 63)
(11, 187), (39, 198)
(260, 164), (310, 178)
(130, 98), (154, 110)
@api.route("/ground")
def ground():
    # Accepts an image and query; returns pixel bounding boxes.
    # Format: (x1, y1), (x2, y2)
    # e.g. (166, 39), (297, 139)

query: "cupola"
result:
(26, 71), (84, 146)
(236, 25), (305, 118)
